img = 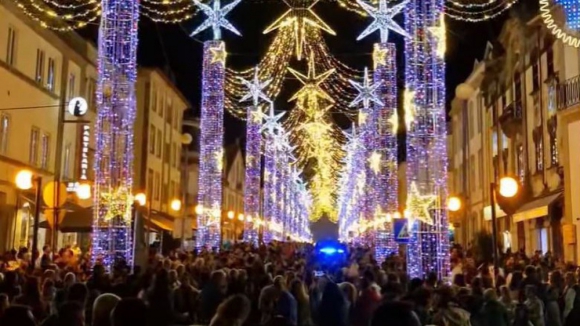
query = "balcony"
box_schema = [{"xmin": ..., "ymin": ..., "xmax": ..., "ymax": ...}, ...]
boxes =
[
  {"xmin": 499, "ymin": 101, "xmax": 523, "ymax": 138},
  {"xmin": 557, "ymin": 75, "xmax": 580, "ymax": 111}
]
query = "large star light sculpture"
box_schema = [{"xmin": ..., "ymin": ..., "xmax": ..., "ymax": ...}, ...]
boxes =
[
  {"xmin": 356, "ymin": 0, "xmax": 410, "ymax": 43},
  {"xmin": 406, "ymin": 182, "xmax": 437, "ymax": 225},
  {"xmin": 264, "ymin": 0, "xmax": 336, "ymax": 60},
  {"xmin": 190, "ymin": 0, "xmax": 242, "ymax": 40},
  {"xmin": 349, "ymin": 67, "xmax": 383, "ymax": 109},
  {"xmin": 261, "ymin": 103, "xmax": 285, "ymax": 136},
  {"xmin": 288, "ymin": 52, "xmax": 335, "ymax": 104},
  {"xmin": 239, "ymin": 67, "xmax": 272, "ymax": 106}
]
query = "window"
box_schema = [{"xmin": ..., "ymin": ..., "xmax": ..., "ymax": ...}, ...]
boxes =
[
  {"xmin": 151, "ymin": 87, "xmax": 157, "ymax": 113},
  {"xmin": 156, "ymin": 130, "xmax": 162, "ymax": 158},
  {"xmin": 546, "ymin": 47, "xmax": 554, "ymax": 76},
  {"xmin": 170, "ymin": 181, "xmax": 176, "ymax": 202},
  {"xmin": 536, "ymin": 133, "xmax": 544, "ymax": 172},
  {"xmin": 159, "ymin": 95, "xmax": 165, "ymax": 119},
  {"xmin": 87, "ymin": 78, "xmax": 97, "ymax": 111},
  {"xmin": 477, "ymin": 148, "xmax": 483, "ymax": 189},
  {"xmin": 35, "ymin": 49, "xmax": 45, "ymax": 85},
  {"xmin": 6, "ymin": 26, "xmax": 17, "ymax": 66},
  {"xmin": 63, "ymin": 143, "xmax": 71, "ymax": 179},
  {"xmin": 532, "ymin": 63, "xmax": 540, "ymax": 91},
  {"xmin": 166, "ymin": 101, "xmax": 173, "ymax": 125},
  {"xmin": 514, "ymin": 71, "xmax": 522, "ymax": 103},
  {"xmin": 549, "ymin": 116, "xmax": 558, "ymax": 166},
  {"xmin": 147, "ymin": 169, "xmax": 154, "ymax": 197},
  {"xmin": 0, "ymin": 114, "xmax": 9, "ymax": 154},
  {"xmin": 492, "ymin": 130, "xmax": 498, "ymax": 157},
  {"xmin": 40, "ymin": 133, "xmax": 50, "ymax": 169},
  {"xmin": 517, "ymin": 144, "xmax": 525, "ymax": 183},
  {"xmin": 175, "ymin": 144, "xmax": 181, "ymax": 168},
  {"xmin": 47, "ymin": 58, "xmax": 55, "ymax": 91},
  {"xmin": 161, "ymin": 183, "xmax": 168, "ymax": 204},
  {"xmin": 149, "ymin": 125, "xmax": 156, "ymax": 154},
  {"xmin": 469, "ymin": 155, "xmax": 475, "ymax": 191},
  {"xmin": 29, "ymin": 128, "xmax": 40, "ymax": 166},
  {"xmin": 68, "ymin": 74, "xmax": 76, "ymax": 99},
  {"xmin": 477, "ymin": 97, "xmax": 482, "ymax": 134},
  {"xmin": 154, "ymin": 172, "xmax": 160, "ymax": 200},
  {"xmin": 164, "ymin": 141, "xmax": 170, "ymax": 164}
]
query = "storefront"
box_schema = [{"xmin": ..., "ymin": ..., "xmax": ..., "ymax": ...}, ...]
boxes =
[{"xmin": 511, "ymin": 193, "xmax": 563, "ymax": 256}]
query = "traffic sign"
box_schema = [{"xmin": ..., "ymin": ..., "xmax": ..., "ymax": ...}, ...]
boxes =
[
  {"xmin": 43, "ymin": 181, "xmax": 68, "ymax": 208},
  {"xmin": 393, "ymin": 219, "xmax": 410, "ymax": 243}
]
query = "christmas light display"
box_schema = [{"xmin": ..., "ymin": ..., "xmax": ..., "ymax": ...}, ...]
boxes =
[
  {"xmin": 355, "ymin": 0, "xmax": 410, "ymax": 42},
  {"xmin": 261, "ymin": 104, "xmax": 284, "ymax": 243},
  {"xmin": 191, "ymin": 0, "xmax": 241, "ymax": 251},
  {"xmin": 405, "ymin": 0, "xmax": 450, "ymax": 279},
  {"xmin": 263, "ymin": 0, "xmax": 336, "ymax": 60},
  {"xmin": 91, "ymin": 0, "xmax": 139, "ymax": 269},
  {"xmin": 239, "ymin": 67, "xmax": 270, "ymax": 246},
  {"xmin": 190, "ymin": 0, "xmax": 242, "ymax": 39},
  {"xmin": 373, "ymin": 42, "xmax": 399, "ymax": 262},
  {"xmin": 540, "ymin": 0, "xmax": 580, "ymax": 48}
]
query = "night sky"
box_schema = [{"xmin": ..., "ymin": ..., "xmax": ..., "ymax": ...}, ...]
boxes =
[{"xmin": 133, "ymin": 0, "xmax": 536, "ymax": 150}]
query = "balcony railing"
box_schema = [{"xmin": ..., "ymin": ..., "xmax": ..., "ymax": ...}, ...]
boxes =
[
  {"xmin": 557, "ymin": 75, "xmax": 580, "ymax": 111},
  {"xmin": 499, "ymin": 101, "xmax": 523, "ymax": 138}
]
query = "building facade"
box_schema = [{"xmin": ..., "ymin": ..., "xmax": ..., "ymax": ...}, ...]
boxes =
[
  {"xmin": 221, "ymin": 140, "xmax": 245, "ymax": 243},
  {"xmin": 0, "ymin": 0, "xmax": 99, "ymax": 252},
  {"xmin": 0, "ymin": 0, "xmax": 192, "ymax": 252},
  {"xmin": 450, "ymin": 11, "xmax": 580, "ymax": 261}
]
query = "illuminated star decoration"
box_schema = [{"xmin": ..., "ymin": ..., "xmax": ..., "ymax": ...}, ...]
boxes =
[
  {"xmin": 403, "ymin": 89, "xmax": 416, "ymax": 129},
  {"xmin": 100, "ymin": 186, "xmax": 132, "ymax": 221},
  {"xmin": 288, "ymin": 52, "xmax": 335, "ymax": 104},
  {"xmin": 428, "ymin": 13, "xmax": 447, "ymax": 59},
  {"xmin": 356, "ymin": 0, "xmax": 411, "ymax": 43},
  {"xmin": 190, "ymin": 0, "xmax": 242, "ymax": 40},
  {"xmin": 216, "ymin": 148, "xmax": 224, "ymax": 171},
  {"xmin": 358, "ymin": 111, "xmax": 368, "ymax": 125},
  {"xmin": 209, "ymin": 43, "xmax": 227, "ymax": 65},
  {"xmin": 349, "ymin": 67, "xmax": 383, "ymax": 109},
  {"xmin": 261, "ymin": 103, "xmax": 285, "ymax": 135},
  {"xmin": 387, "ymin": 110, "xmax": 398, "ymax": 133},
  {"xmin": 373, "ymin": 44, "xmax": 388, "ymax": 69},
  {"xmin": 369, "ymin": 151, "xmax": 382, "ymax": 174},
  {"xmin": 406, "ymin": 182, "xmax": 437, "ymax": 225},
  {"xmin": 239, "ymin": 67, "xmax": 272, "ymax": 106},
  {"xmin": 264, "ymin": 0, "xmax": 336, "ymax": 60}
]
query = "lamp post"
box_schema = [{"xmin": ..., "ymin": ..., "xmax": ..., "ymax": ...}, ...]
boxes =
[
  {"xmin": 490, "ymin": 176, "xmax": 519, "ymax": 275},
  {"xmin": 131, "ymin": 192, "xmax": 146, "ymax": 271},
  {"xmin": 179, "ymin": 133, "xmax": 193, "ymax": 249},
  {"xmin": 15, "ymin": 170, "xmax": 42, "ymax": 271}
]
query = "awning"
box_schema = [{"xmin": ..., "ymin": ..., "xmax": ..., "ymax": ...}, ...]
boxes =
[
  {"xmin": 483, "ymin": 205, "xmax": 507, "ymax": 221},
  {"xmin": 143, "ymin": 218, "xmax": 172, "ymax": 232},
  {"xmin": 513, "ymin": 192, "xmax": 562, "ymax": 223},
  {"xmin": 38, "ymin": 206, "xmax": 93, "ymax": 233}
]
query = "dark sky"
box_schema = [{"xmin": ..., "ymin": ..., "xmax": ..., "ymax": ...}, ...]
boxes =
[{"xmin": 134, "ymin": 0, "xmax": 533, "ymax": 147}]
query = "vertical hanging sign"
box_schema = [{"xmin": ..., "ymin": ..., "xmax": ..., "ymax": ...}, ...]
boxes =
[{"xmin": 80, "ymin": 125, "xmax": 90, "ymax": 180}]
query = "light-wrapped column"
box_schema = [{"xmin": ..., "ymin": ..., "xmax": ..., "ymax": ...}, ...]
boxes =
[
  {"xmin": 405, "ymin": 0, "xmax": 450, "ymax": 279},
  {"xmin": 196, "ymin": 40, "xmax": 226, "ymax": 251},
  {"xmin": 262, "ymin": 136, "xmax": 276, "ymax": 243},
  {"xmin": 374, "ymin": 42, "xmax": 399, "ymax": 262},
  {"xmin": 243, "ymin": 106, "xmax": 261, "ymax": 246},
  {"xmin": 91, "ymin": 0, "xmax": 139, "ymax": 270}
]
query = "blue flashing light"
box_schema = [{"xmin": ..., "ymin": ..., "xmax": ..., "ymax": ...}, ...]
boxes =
[{"xmin": 320, "ymin": 247, "xmax": 337, "ymax": 254}]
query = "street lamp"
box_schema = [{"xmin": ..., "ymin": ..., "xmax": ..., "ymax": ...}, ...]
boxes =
[
  {"xmin": 134, "ymin": 193, "xmax": 146, "ymax": 207},
  {"xmin": 195, "ymin": 204, "xmax": 203, "ymax": 215},
  {"xmin": 227, "ymin": 211, "xmax": 234, "ymax": 219},
  {"xmin": 15, "ymin": 170, "xmax": 42, "ymax": 271},
  {"xmin": 447, "ymin": 196, "xmax": 462, "ymax": 212},
  {"xmin": 490, "ymin": 176, "xmax": 519, "ymax": 275},
  {"xmin": 171, "ymin": 199, "xmax": 182, "ymax": 212},
  {"xmin": 75, "ymin": 183, "xmax": 91, "ymax": 200}
]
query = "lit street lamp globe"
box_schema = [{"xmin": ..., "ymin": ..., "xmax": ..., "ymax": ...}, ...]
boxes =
[
  {"xmin": 171, "ymin": 199, "xmax": 182, "ymax": 211},
  {"xmin": 195, "ymin": 204, "xmax": 203, "ymax": 215},
  {"xmin": 447, "ymin": 196, "xmax": 462, "ymax": 212},
  {"xmin": 499, "ymin": 177, "xmax": 518, "ymax": 198},
  {"xmin": 76, "ymin": 183, "xmax": 91, "ymax": 200},
  {"xmin": 134, "ymin": 193, "xmax": 146, "ymax": 206},
  {"xmin": 227, "ymin": 211, "xmax": 234, "ymax": 219},
  {"xmin": 15, "ymin": 170, "xmax": 34, "ymax": 190}
]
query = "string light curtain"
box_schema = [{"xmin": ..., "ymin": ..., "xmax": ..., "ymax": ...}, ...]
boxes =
[
  {"xmin": 91, "ymin": 0, "xmax": 139, "ymax": 270},
  {"xmin": 404, "ymin": 0, "xmax": 450, "ymax": 279}
]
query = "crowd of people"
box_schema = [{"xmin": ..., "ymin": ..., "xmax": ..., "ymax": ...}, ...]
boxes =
[{"xmin": 0, "ymin": 241, "xmax": 579, "ymax": 326}]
